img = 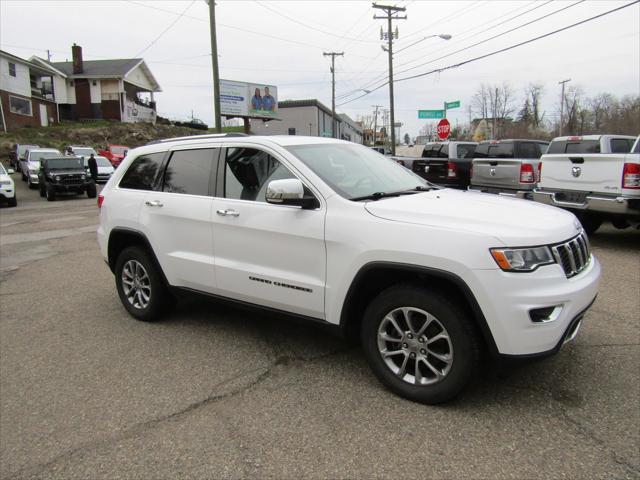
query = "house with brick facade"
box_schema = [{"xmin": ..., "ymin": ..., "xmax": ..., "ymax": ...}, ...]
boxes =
[
  {"xmin": 30, "ymin": 44, "xmax": 161, "ymax": 125},
  {"xmin": 0, "ymin": 49, "xmax": 59, "ymax": 132}
]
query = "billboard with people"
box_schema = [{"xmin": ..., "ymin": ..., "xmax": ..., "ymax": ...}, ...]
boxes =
[{"xmin": 220, "ymin": 79, "xmax": 278, "ymax": 119}]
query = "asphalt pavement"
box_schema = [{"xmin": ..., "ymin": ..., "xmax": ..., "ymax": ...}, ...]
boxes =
[{"xmin": 1, "ymin": 170, "xmax": 638, "ymax": 479}]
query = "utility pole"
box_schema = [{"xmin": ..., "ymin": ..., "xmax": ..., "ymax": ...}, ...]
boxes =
[
  {"xmin": 46, "ymin": 50, "xmax": 52, "ymax": 62},
  {"xmin": 207, "ymin": 0, "xmax": 222, "ymax": 133},
  {"xmin": 372, "ymin": 104, "xmax": 382, "ymax": 146},
  {"xmin": 558, "ymin": 78, "xmax": 571, "ymax": 137},
  {"xmin": 323, "ymin": 52, "xmax": 344, "ymax": 138},
  {"xmin": 373, "ymin": 2, "xmax": 406, "ymax": 156}
]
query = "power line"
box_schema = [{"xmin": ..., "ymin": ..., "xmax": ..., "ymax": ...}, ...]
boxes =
[
  {"xmin": 254, "ymin": 1, "xmax": 377, "ymax": 43},
  {"xmin": 338, "ymin": 0, "xmax": 556, "ymax": 97},
  {"xmin": 133, "ymin": 0, "xmax": 196, "ymax": 57},
  {"xmin": 393, "ymin": 0, "xmax": 583, "ymax": 77},
  {"xmin": 337, "ymin": 0, "xmax": 639, "ymax": 106}
]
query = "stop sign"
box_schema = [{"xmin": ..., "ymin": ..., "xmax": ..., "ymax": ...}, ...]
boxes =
[{"xmin": 437, "ymin": 118, "xmax": 451, "ymax": 140}]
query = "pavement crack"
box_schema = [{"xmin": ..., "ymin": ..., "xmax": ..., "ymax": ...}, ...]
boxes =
[{"xmin": 6, "ymin": 347, "xmax": 350, "ymax": 479}]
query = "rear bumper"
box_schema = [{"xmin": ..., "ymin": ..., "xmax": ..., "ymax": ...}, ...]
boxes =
[
  {"xmin": 469, "ymin": 185, "xmax": 534, "ymax": 199},
  {"xmin": 533, "ymin": 189, "xmax": 640, "ymax": 218}
]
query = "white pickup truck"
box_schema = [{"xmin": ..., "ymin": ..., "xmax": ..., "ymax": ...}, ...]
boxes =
[{"xmin": 533, "ymin": 135, "xmax": 639, "ymax": 234}]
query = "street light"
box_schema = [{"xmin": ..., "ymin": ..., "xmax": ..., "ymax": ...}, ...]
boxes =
[{"xmin": 394, "ymin": 34, "xmax": 452, "ymax": 54}]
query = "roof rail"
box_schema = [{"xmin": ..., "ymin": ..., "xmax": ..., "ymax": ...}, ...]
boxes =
[{"xmin": 146, "ymin": 132, "xmax": 249, "ymax": 145}]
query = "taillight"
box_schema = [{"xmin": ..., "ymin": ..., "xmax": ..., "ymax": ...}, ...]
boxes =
[
  {"xmin": 622, "ymin": 163, "xmax": 640, "ymax": 189},
  {"xmin": 447, "ymin": 161, "xmax": 457, "ymax": 178},
  {"xmin": 520, "ymin": 163, "xmax": 535, "ymax": 183},
  {"xmin": 537, "ymin": 162, "xmax": 542, "ymax": 182},
  {"xmin": 98, "ymin": 194, "xmax": 104, "ymax": 208}
]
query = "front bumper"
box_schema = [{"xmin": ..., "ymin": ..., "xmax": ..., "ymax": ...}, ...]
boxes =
[
  {"xmin": 469, "ymin": 255, "xmax": 600, "ymax": 356},
  {"xmin": 0, "ymin": 188, "xmax": 15, "ymax": 200},
  {"xmin": 469, "ymin": 185, "xmax": 534, "ymax": 200},
  {"xmin": 533, "ymin": 189, "xmax": 640, "ymax": 218},
  {"xmin": 28, "ymin": 173, "xmax": 39, "ymax": 184}
]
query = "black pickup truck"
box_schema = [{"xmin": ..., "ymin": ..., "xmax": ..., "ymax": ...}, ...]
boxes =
[{"xmin": 38, "ymin": 157, "xmax": 97, "ymax": 201}]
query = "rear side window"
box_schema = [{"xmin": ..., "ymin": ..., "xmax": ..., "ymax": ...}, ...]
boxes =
[
  {"xmin": 456, "ymin": 144, "xmax": 476, "ymax": 159},
  {"xmin": 611, "ymin": 138, "xmax": 633, "ymax": 153},
  {"xmin": 422, "ymin": 145, "xmax": 441, "ymax": 158},
  {"xmin": 119, "ymin": 152, "xmax": 165, "ymax": 190},
  {"xmin": 437, "ymin": 144, "xmax": 449, "ymax": 158},
  {"xmin": 224, "ymin": 147, "xmax": 296, "ymax": 202},
  {"xmin": 162, "ymin": 149, "xmax": 215, "ymax": 196},
  {"xmin": 517, "ymin": 142, "xmax": 543, "ymax": 159},
  {"xmin": 633, "ymin": 140, "xmax": 640, "ymax": 154}
]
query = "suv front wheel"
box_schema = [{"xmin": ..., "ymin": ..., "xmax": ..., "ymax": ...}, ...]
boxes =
[
  {"xmin": 361, "ymin": 285, "xmax": 480, "ymax": 404},
  {"xmin": 115, "ymin": 246, "xmax": 170, "ymax": 322}
]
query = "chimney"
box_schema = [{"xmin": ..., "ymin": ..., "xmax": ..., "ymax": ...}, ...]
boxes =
[{"xmin": 72, "ymin": 43, "xmax": 83, "ymax": 74}]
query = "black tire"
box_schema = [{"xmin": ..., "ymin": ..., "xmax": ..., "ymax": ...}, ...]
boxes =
[
  {"xmin": 45, "ymin": 183, "xmax": 56, "ymax": 201},
  {"xmin": 7, "ymin": 195, "xmax": 17, "ymax": 207},
  {"xmin": 361, "ymin": 284, "xmax": 481, "ymax": 404},
  {"xmin": 115, "ymin": 246, "xmax": 170, "ymax": 322},
  {"xmin": 577, "ymin": 213, "xmax": 602, "ymax": 236},
  {"xmin": 86, "ymin": 182, "xmax": 97, "ymax": 198},
  {"xmin": 39, "ymin": 183, "xmax": 45, "ymax": 197}
]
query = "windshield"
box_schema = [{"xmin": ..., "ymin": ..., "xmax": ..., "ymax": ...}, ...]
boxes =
[
  {"xmin": 0, "ymin": 164, "xmax": 6, "ymax": 174},
  {"xmin": 85, "ymin": 156, "xmax": 113, "ymax": 167},
  {"xmin": 47, "ymin": 158, "xmax": 83, "ymax": 169},
  {"xmin": 30, "ymin": 151, "xmax": 60, "ymax": 161},
  {"xmin": 73, "ymin": 148, "xmax": 97, "ymax": 157},
  {"xmin": 18, "ymin": 145, "xmax": 39, "ymax": 156},
  {"xmin": 110, "ymin": 146, "xmax": 127, "ymax": 155},
  {"xmin": 286, "ymin": 143, "xmax": 429, "ymax": 200}
]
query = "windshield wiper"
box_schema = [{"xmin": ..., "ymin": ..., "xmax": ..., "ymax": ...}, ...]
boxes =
[{"xmin": 351, "ymin": 185, "xmax": 437, "ymax": 201}]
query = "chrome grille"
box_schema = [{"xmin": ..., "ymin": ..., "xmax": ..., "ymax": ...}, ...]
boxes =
[{"xmin": 551, "ymin": 232, "xmax": 590, "ymax": 278}]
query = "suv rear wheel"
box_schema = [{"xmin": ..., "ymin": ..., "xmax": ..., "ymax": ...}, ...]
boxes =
[
  {"xmin": 115, "ymin": 246, "xmax": 170, "ymax": 322},
  {"xmin": 361, "ymin": 284, "xmax": 480, "ymax": 404}
]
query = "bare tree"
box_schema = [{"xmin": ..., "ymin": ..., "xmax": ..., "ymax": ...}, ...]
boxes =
[
  {"xmin": 487, "ymin": 83, "xmax": 515, "ymax": 138},
  {"xmin": 563, "ymin": 86, "xmax": 583, "ymax": 135},
  {"xmin": 471, "ymin": 83, "xmax": 490, "ymax": 120}
]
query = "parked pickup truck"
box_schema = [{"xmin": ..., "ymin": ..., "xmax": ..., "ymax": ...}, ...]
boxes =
[
  {"xmin": 469, "ymin": 139, "xmax": 548, "ymax": 199},
  {"xmin": 9, "ymin": 143, "xmax": 39, "ymax": 172},
  {"xmin": 98, "ymin": 145, "xmax": 129, "ymax": 168},
  {"xmin": 532, "ymin": 135, "xmax": 639, "ymax": 234},
  {"xmin": 410, "ymin": 141, "xmax": 477, "ymax": 189}
]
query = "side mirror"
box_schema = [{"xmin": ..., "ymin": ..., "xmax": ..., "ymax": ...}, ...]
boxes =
[
  {"xmin": 266, "ymin": 178, "xmax": 318, "ymax": 209},
  {"xmin": 7, "ymin": 168, "xmax": 14, "ymax": 174}
]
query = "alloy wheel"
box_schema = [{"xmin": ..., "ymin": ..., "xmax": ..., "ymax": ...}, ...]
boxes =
[
  {"xmin": 377, "ymin": 307, "xmax": 454, "ymax": 385},
  {"xmin": 121, "ymin": 260, "xmax": 152, "ymax": 309}
]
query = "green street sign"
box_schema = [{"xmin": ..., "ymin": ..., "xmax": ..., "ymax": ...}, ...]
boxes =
[
  {"xmin": 445, "ymin": 100, "xmax": 461, "ymax": 109},
  {"xmin": 418, "ymin": 110, "xmax": 445, "ymax": 119}
]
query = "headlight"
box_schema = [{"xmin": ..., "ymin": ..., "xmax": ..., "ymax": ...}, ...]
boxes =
[
  {"xmin": 81, "ymin": 174, "xmax": 86, "ymax": 180},
  {"xmin": 0, "ymin": 180, "xmax": 11, "ymax": 186},
  {"xmin": 55, "ymin": 176, "xmax": 61, "ymax": 182},
  {"xmin": 490, "ymin": 246, "xmax": 555, "ymax": 272}
]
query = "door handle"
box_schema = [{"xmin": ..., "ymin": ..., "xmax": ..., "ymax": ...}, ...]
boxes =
[
  {"xmin": 216, "ymin": 209, "xmax": 240, "ymax": 217},
  {"xmin": 145, "ymin": 200, "xmax": 163, "ymax": 207}
]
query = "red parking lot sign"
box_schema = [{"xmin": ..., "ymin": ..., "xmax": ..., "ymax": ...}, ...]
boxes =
[{"xmin": 437, "ymin": 118, "xmax": 451, "ymax": 140}]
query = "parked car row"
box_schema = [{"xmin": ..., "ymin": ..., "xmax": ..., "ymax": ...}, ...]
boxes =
[{"xmin": 391, "ymin": 134, "xmax": 639, "ymax": 234}]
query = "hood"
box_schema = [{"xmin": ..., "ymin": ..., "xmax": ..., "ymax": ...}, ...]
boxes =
[
  {"xmin": 0, "ymin": 173, "xmax": 12, "ymax": 183},
  {"xmin": 364, "ymin": 189, "xmax": 580, "ymax": 246},
  {"xmin": 97, "ymin": 166, "xmax": 114, "ymax": 174}
]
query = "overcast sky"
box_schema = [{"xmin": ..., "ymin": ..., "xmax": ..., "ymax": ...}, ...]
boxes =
[{"xmin": 1, "ymin": 0, "xmax": 638, "ymax": 137}]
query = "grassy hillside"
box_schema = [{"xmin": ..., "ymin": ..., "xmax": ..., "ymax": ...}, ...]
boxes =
[{"xmin": 0, "ymin": 121, "xmax": 245, "ymax": 158}]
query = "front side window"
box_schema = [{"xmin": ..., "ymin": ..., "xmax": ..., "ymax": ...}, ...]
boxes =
[
  {"xmin": 224, "ymin": 147, "xmax": 296, "ymax": 202},
  {"xmin": 9, "ymin": 96, "xmax": 32, "ymax": 116},
  {"xmin": 119, "ymin": 152, "xmax": 165, "ymax": 190},
  {"xmin": 457, "ymin": 144, "xmax": 476, "ymax": 159},
  {"xmin": 611, "ymin": 138, "xmax": 633, "ymax": 154},
  {"xmin": 286, "ymin": 143, "xmax": 427, "ymax": 200},
  {"xmin": 162, "ymin": 149, "xmax": 215, "ymax": 196},
  {"xmin": 517, "ymin": 142, "xmax": 542, "ymax": 159}
]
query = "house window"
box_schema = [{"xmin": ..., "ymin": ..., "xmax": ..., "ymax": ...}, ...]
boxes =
[
  {"xmin": 69, "ymin": 80, "xmax": 74, "ymax": 86},
  {"xmin": 9, "ymin": 96, "xmax": 32, "ymax": 116},
  {"xmin": 288, "ymin": 128, "xmax": 296, "ymax": 135},
  {"xmin": 92, "ymin": 80, "xmax": 97, "ymax": 86},
  {"xmin": 8, "ymin": 62, "xmax": 16, "ymax": 77}
]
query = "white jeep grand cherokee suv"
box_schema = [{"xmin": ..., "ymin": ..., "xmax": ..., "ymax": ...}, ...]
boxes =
[{"xmin": 98, "ymin": 134, "xmax": 600, "ymax": 404}]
